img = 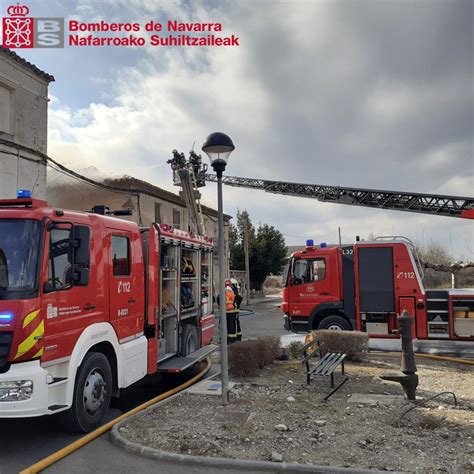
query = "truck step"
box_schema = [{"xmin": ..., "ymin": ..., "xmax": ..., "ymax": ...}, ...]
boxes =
[
  {"xmin": 48, "ymin": 404, "xmax": 67, "ymax": 411},
  {"xmin": 158, "ymin": 345, "xmax": 217, "ymax": 373}
]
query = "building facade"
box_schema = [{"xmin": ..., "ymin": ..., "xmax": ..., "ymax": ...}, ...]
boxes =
[{"xmin": 0, "ymin": 48, "xmax": 54, "ymax": 199}]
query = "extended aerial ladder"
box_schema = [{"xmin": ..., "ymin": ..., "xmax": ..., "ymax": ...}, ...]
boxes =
[
  {"xmin": 170, "ymin": 151, "xmax": 473, "ymax": 233},
  {"xmin": 203, "ymin": 174, "xmax": 474, "ymax": 219},
  {"xmin": 168, "ymin": 150, "xmax": 207, "ymax": 235}
]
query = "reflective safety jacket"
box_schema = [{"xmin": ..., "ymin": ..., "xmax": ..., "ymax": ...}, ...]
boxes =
[{"xmin": 225, "ymin": 287, "xmax": 238, "ymax": 312}]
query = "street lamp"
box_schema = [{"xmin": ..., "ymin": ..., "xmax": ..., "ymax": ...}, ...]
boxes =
[{"xmin": 202, "ymin": 131, "xmax": 235, "ymax": 405}]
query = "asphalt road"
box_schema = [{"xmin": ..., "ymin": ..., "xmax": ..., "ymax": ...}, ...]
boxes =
[
  {"xmin": 0, "ymin": 367, "xmax": 202, "ymax": 474},
  {"xmin": 239, "ymin": 296, "xmax": 286, "ymax": 339}
]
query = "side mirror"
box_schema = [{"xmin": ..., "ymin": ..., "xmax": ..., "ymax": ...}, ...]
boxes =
[
  {"xmin": 43, "ymin": 281, "xmax": 55, "ymax": 293},
  {"xmin": 73, "ymin": 226, "xmax": 90, "ymax": 266},
  {"xmin": 72, "ymin": 267, "xmax": 89, "ymax": 286}
]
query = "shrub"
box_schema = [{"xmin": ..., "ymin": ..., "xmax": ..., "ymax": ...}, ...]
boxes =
[
  {"xmin": 228, "ymin": 341, "xmax": 260, "ymax": 377},
  {"xmin": 288, "ymin": 341, "xmax": 304, "ymax": 359},
  {"xmin": 309, "ymin": 330, "xmax": 368, "ymax": 361},
  {"xmin": 228, "ymin": 337, "xmax": 282, "ymax": 377}
]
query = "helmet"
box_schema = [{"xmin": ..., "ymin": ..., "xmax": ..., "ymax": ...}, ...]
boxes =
[{"xmin": 224, "ymin": 279, "xmax": 232, "ymax": 286}]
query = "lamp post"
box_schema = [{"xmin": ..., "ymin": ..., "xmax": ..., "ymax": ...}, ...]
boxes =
[{"xmin": 202, "ymin": 132, "xmax": 235, "ymax": 405}]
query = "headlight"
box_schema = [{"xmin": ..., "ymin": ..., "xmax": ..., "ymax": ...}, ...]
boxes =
[{"xmin": 0, "ymin": 380, "xmax": 33, "ymax": 401}]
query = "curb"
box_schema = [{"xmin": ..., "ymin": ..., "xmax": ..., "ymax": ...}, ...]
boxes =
[{"xmin": 109, "ymin": 391, "xmax": 388, "ymax": 473}]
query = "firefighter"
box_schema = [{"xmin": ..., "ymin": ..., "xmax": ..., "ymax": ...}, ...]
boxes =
[
  {"xmin": 225, "ymin": 279, "xmax": 240, "ymax": 344},
  {"xmin": 230, "ymin": 279, "xmax": 243, "ymax": 341}
]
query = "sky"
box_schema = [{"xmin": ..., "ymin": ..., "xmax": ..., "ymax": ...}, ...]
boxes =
[{"xmin": 2, "ymin": 0, "xmax": 473, "ymax": 259}]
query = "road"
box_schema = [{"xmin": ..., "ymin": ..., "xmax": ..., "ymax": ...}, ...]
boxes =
[
  {"xmin": 0, "ymin": 368, "xmax": 203, "ymax": 474},
  {"xmin": 239, "ymin": 295, "xmax": 286, "ymax": 339}
]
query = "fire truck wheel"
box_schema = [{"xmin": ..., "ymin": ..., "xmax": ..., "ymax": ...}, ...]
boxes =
[
  {"xmin": 318, "ymin": 315, "xmax": 351, "ymax": 331},
  {"xmin": 180, "ymin": 324, "xmax": 199, "ymax": 356},
  {"xmin": 62, "ymin": 352, "xmax": 112, "ymax": 433}
]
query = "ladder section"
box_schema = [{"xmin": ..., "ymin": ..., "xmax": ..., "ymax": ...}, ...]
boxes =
[
  {"xmin": 203, "ymin": 174, "xmax": 474, "ymax": 219},
  {"xmin": 169, "ymin": 150, "xmax": 207, "ymax": 235}
]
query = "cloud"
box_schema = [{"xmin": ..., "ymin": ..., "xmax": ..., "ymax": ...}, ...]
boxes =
[{"xmin": 37, "ymin": 0, "xmax": 474, "ymax": 257}]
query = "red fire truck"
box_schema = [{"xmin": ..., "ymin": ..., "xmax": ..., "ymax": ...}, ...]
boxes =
[
  {"xmin": 0, "ymin": 195, "xmax": 216, "ymax": 431},
  {"xmin": 199, "ymin": 171, "xmax": 474, "ymax": 342},
  {"xmin": 282, "ymin": 237, "xmax": 474, "ymax": 341}
]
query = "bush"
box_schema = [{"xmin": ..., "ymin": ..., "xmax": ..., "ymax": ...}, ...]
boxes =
[
  {"xmin": 228, "ymin": 341, "xmax": 260, "ymax": 377},
  {"xmin": 288, "ymin": 341, "xmax": 304, "ymax": 359},
  {"xmin": 228, "ymin": 337, "xmax": 282, "ymax": 377},
  {"xmin": 309, "ymin": 330, "xmax": 369, "ymax": 361}
]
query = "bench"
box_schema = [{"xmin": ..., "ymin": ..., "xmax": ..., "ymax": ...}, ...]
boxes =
[{"xmin": 300, "ymin": 339, "xmax": 349, "ymax": 400}]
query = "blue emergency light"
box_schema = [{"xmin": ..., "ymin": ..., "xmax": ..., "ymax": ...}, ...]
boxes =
[
  {"xmin": 17, "ymin": 190, "xmax": 32, "ymax": 199},
  {"xmin": 320, "ymin": 242, "xmax": 327, "ymax": 248},
  {"xmin": 306, "ymin": 239, "xmax": 314, "ymax": 247},
  {"xmin": 0, "ymin": 313, "xmax": 13, "ymax": 322}
]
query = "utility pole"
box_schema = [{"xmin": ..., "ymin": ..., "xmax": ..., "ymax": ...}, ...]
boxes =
[
  {"xmin": 243, "ymin": 211, "xmax": 251, "ymax": 305},
  {"xmin": 338, "ymin": 226, "xmax": 342, "ymax": 247}
]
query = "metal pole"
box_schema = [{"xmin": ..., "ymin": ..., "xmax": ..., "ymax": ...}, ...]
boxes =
[
  {"xmin": 243, "ymin": 212, "xmax": 251, "ymax": 306},
  {"xmin": 338, "ymin": 226, "xmax": 342, "ymax": 246},
  {"xmin": 217, "ymin": 171, "xmax": 229, "ymax": 405}
]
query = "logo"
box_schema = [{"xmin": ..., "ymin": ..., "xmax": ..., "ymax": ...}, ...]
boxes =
[
  {"xmin": 2, "ymin": 3, "xmax": 64, "ymax": 48},
  {"xmin": 46, "ymin": 304, "xmax": 58, "ymax": 319}
]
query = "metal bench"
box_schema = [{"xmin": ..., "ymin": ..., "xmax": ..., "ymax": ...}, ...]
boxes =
[{"xmin": 300, "ymin": 340, "xmax": 349, "ymax": 400}]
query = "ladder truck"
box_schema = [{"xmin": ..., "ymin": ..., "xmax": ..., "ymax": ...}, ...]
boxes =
[
  {"xmin": 0, "ymin": 193, "xmax": 216, "ymax": 431},
  {"xmin": 203, "ymin": 173, "xmax": 474, "ymax": 341}
]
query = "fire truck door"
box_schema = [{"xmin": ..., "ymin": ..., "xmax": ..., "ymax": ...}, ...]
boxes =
[
  {"xmin": 288, "ymin": 256, "xmax": 332, "ymax": 317},
  {"xmin": 109, "ymin": 232, "xmax": 144, "ymax": 340}
]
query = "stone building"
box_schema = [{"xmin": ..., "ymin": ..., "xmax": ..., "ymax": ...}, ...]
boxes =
[{"xmin": 0, "ymin": 48, "xmax": 54, "ymax": 199}]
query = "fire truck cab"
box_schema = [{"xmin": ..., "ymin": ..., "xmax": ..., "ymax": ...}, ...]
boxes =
[
  {"xmin": 0, "ymin": 195, "xmax": 215, "ymax": 431},
  {"xmin": 282, "ymin": 238, "xmax": 474, "ymax": 341}
]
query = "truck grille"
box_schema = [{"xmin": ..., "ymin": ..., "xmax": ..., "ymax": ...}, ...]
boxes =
[{"xmin": 0, "ymin": 332, "xmax": 13, "ymax": 373}]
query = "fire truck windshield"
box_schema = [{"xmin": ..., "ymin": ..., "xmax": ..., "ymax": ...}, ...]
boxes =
[{"xmin": 0, "ymin": 219, "xmax": 41, "ymax": 299}]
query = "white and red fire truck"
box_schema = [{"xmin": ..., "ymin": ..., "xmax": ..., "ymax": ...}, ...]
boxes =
[
  {"xmin": 282, "ymin": 237, "xmax": 474, "ymax": 341},
  {"xmin": 0, "ymin": 194, "xmax": 216, "ymax": 431}
]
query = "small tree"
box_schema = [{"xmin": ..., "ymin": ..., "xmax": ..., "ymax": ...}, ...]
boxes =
[{"xmin": 251, "ymin": 223, "xmax": 287, "ymax": 290}]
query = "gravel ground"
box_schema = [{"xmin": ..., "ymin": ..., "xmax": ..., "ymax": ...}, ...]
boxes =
[{"xmin": 120, "ymin": 355, "xmax": 474, "ymax": 472}]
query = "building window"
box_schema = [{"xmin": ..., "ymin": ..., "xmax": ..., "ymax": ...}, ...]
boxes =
[
  {"xmin": 112, "ymin": 236, "xmax": 130, "ymax": 276},
  {"xmin": 154, "ymin": 202, "xmax": 162, "ymax": 223},
  {"xmin": 0, "ymin": 84, "xmax": 12, "ymax": 134},
  {"xmin": 173, "ymin": 209, "xmax": 181, "ymax": 229}
]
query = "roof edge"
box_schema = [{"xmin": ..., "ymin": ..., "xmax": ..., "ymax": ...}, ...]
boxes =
[{"xmin": 0, "ymin": 47, "xmax": 55, "ymax": 83}]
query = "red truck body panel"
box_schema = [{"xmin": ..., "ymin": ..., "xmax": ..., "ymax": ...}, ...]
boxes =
[
  {"xmin": 283, "ymin": 239, "xmax": 474, "ymax": 341},
  {"xmin": 0, "ymin": 198, "xmax": 215, "ymax": 376}
]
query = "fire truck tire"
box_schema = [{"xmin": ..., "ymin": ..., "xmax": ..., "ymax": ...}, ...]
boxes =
[
  {"xmin": 61, "ymin": 352, "xmax": 112, "ymax": 433},
  {"xmin": 180, "ymin": 324, "xmax": 199, "ymax": 356},
  {"xmin": 317, "ymin": 315, "xmax": 351, "ymax": 331}
]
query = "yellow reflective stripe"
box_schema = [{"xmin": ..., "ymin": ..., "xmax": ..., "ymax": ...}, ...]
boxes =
[
  {"xmin": 14, "ymin": 320, "xmax": 44, "ymax": 359},
  {"xmin": 32, "ymin": 347, "xmax": 44, "ymax": 359},
  {"xmin": 23, "ymin": 309, "xmax": 41, "ymax": 329}
]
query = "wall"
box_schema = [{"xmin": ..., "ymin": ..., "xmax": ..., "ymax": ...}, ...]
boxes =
[{"xmin": 0, "ymin": 53, "xmax": 50, "ymax": 199}]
